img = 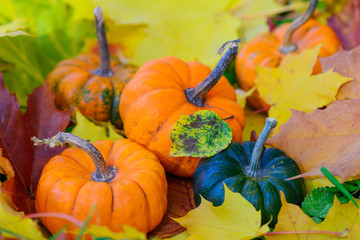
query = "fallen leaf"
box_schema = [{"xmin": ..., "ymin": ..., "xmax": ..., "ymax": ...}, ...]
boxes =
[
  {"xmin": 150, "ymin": 174, "xmax": 196, "ymax": 238},
  {"xmin": 83, "ymin": 224, "xmax": 146, "ymax": 240},
  {"xmin": 319, "ymin": 46, "xmax": 360, "ymax": 100},
  {"xmin": 0, "ymin": 188, "xmax": 46, "ymax": 240},
  {"xmin": 241, "ymin": 108, "xmax": 267, "ymax": 142},
  {"xmin": 265, "ymin": 192, "xmax": 360, "ymax": 240},
  {"xmin": 0, "ymin": 0, "xmax": 94, "ymax": 106},
  {"xmin": 0, "ymin": 19, "xmax": 29, "ymax": 37},
  {"xmin": 24, "ymin": 82, "xmax": 72, "ymax": 194},
  {"xmin": 71, "ymin": 110, "xmax": 124, "ymax": 143},
  {"xmin": 236, "ymin": 87, "xmax": 256, "ymax": 108},
  {"xmin": 267, "ymin": 99, "xmax": 360, "ymax": 181},
  {"xmin": 0, "ymin": 74, "xmax": 71, "ymax": 212},
  {"xmin": 174, "ymin": 185, "xmax": 270, "ymax": 240},
  {"xmin": 96, "ymin": 0, "xmax": 241, "ymax": 67},
  {"xmin": 320, "ymin": 46, "xmax": 360, "ymax": 80},
  {"xmin": 256, "ymin": 46, "xmax": 351, "ymax": 132},
  {"xmin": 170, "ymin": 110, "xmax": 232, "ymax": 158},
  {"xmin": 0, "ymin": 150, "xmax": 14, "ymax": 180},
  {"xmin": 231, "ymin": 0, "xmax": 283, "ymax": 41},
  {"xmin": 328, "ymin": 0, "xmax": 360, "ymax": 50}
]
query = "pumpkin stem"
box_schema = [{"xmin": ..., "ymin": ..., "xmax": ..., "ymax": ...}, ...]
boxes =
[
  {"xmin": 92, "ymin": 6, "xmax": 114, "ymax": 78},
  {"xmin": 247, "ymin": 118, "xmax": 277, "ymax": 178},
  {"xmin": 279, "ymin": 0, "xmax": 318, "ymax": 54},
  {"xmin": 184, "ymin": 39, "xmax": 240, "ymax": 107},
  {"xmin": 31, "ymin": 132, "xmax": 116, "ymax": 182}
]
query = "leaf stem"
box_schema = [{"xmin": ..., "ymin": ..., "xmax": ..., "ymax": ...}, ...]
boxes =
[
  {"xmin": 279, "ymin": 0, "xmax": 318, "ymax": 54},
  {"xmin": 31, "ymin": 132, "xmax": 115, "ymax": 182},
  {"xmin": 184, "ymin": 39, "xmax": 240, "ymax": 107},
  {"xmin": 92, "ymin": 6, "xmax": 114, "ymax": 77},
  {"xmin": 247, "ymin": 118, "xmax": 277, "ymax": 177}
]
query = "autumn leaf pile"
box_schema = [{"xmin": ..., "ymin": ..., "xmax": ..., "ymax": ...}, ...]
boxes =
[{"xmin": 2, "ymin": 0, "xmax": 360, "ymax": 239}]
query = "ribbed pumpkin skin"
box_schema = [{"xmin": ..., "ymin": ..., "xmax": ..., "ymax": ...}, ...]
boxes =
[
  {"xmin": 35, "ymin": 139, "xmax": 167, "ymax": 234},
  {"xmin": 47, "ymin": 55, "xmax": 137, "ymax": 129},
  {"xmin": 235, "ymin": 19, "xmax": 341, "ymax": 110},
  {"xmin": 120, "ymin": 56, "xmax": 245, "ymax": 178},
  {"xmin": 193, "ymin": 141, "xmax": 305, "ymax": 226}
]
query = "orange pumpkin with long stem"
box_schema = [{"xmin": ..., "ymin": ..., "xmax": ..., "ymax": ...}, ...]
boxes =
[
  {"xmin": 33, "ymin": 132, "xmax": 167, "ymax": 235},
  {"xmin": 235, "ymin": 0, "xmax": 341, "ymax": 110},
  {"xmin": 47, "ymin": 7, "xmax": 137, "ymax": 129},
  {"xmin": 120, "ymin": 40, "xmax": 245, "ymax": 178}
]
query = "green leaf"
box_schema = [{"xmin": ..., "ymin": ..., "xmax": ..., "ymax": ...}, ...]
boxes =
[
  {"xmin": 301, "ymin": 187, "xmax": 335, "ymax": 221},
  {"xmin": 71, "ymin": 110, "xmax": 124, "ymax": 143},
  {"xmin": 169, "ymin": 110, "xmax": 232, "ymax": 158},
  {"xmin": 321, "ymin": 166, "xmax": 359, "ymax": 208},
  {"xmin": 0, "ymin": 0, "xmax": 94, "ymax": 106}
]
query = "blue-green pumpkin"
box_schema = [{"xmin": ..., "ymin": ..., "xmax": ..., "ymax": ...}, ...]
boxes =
[{"xmin": 193, "ymin": 118, "xmax": 306, "ymax": 226}]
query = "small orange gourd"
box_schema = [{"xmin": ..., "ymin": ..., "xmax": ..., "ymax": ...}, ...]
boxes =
[
  {"xmin": 47, "ymin": 7, "xmax": 137, "ymax": 129},
  {"xmin": 33, "ymin": 132, "xmax": 167, "ymax": 235},
  {"xmin": 235, "ymin": 0, "xmax": 341, "ymax": 110},
  {"xmin": 120, "ymin": 40, "xmax": 245, "ymax": 178}
]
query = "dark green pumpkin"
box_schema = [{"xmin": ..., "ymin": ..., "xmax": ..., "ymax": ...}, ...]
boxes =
[{"xmin": 193, "ymin": 118, "xmax": 306, "ymax": 226}]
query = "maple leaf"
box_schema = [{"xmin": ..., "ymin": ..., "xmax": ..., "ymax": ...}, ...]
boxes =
[
  {"xmin": 255, "ymin": 46, "xmax": 351, "ymax": 132},
  {"xmin": 150, "ymin": 174, "xmax": 196, "ymax": 238},
  {"xmin": 93, "ymin": 0, "xmax": 241, "ymax": 67},
  {"xmin": 0, "ymin": 189, "xmax": 46, "ymax": 240},
  {"xmin": 328, "ymin": 0, "xmax": 360, "ymax": 50},
  {"xmin": 265, "ymin": 192, "xmax": 359, "ymax": 240},
  {"xmin": 0, "ymin": 0, "xmax": 93, "ymax": 106},
  {"xmin": 173, "ymin": 184, "xmax": 270, "ymax": 240},
  {"xmin": 267, "ymin": 99, "xmax": 360, "ymax": 182},
  {"xmin": 71, "ymin": 110, "xmax": 124, "ymax": 143},
  {"xmin": 0, "ymin": 149, "xmax": 14, "ymax": 181},
  {"xmin": 241, "ymin": 107, "xmax": 266, "ymax": 142},
  {"xmin": 0, "ymin": 73, "xmax": 71, "ymax": 212},
  {"xmin": 320, "ymin": 46, "xmax": 360, "ymax": 100}
]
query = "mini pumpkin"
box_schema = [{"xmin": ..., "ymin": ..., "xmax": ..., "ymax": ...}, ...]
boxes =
[
  {"xmin": 33, "ymin": 132, "xmax": 167, "ymax": 235},
  {"xmin": 193, "ymin": 118, "xmax": 306, "ymax": 226},
  {"xmin": 120, "ymin": 40, "xmax": 245, "ymax": 178},
  {"xmin": 235, "ymin": 0, "xmax": 341, "ymax": 110},
  {"xmin": 47, "ymin": 7, "xmax": 137, "ymax": 129}
]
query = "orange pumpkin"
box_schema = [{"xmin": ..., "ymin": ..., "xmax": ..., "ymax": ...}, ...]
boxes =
[
  {"xmin": 120, "ymin": 40, "xmax": 245, "ymax": 178},
  {"xmin": 235, "ymin": 0, "xmax": 341, "ymax": 110},
  {"xmin": 34, "ymin": 132, "xmax": 167, "ymax": 235},
  {"xmin": 47, "ymin": 7, "xmax": 137, "ymax": 129}
]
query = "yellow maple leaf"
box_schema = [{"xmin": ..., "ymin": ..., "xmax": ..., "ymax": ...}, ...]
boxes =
[
  {"xmin": 94, "ymin": 0, "xmax": 242, "ymax": 67},
  {"xmin": 255, "ymin": 45, "xmax": 351, "ymax": 133},
  {"xmin": 71, "ymin": 110, "xmax": 124, "ymax": 143},
  {"xmin": 265, "ymin": 192, "xmax": 359, "ymax": 240},
  {"xmin": 83, "ymin": 224, "xmax": 146, "ymax": 239},
  {"xmin": 173, "ymin": 185, "xmax": 270, "ymax": 240},
  {"xmin": 0, "ymin": 189, "xmax": 46, "ymax": 240}
]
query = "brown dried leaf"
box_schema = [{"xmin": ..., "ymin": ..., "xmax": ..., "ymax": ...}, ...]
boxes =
[
  {"xmin": 320, "ymin": 46, "xmax": 360, "ymax": 100},
  {"xmin": 267, "ymin": 99, "xmax": 360, "ymax": 182},
  {"xmin": 150, "ymin": 174, "xmax": 196, "ymax": 238}
]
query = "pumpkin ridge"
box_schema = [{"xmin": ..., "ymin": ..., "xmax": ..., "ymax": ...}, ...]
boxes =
[
  {"xmin": 126, "ymin": 178, "xmax": 151, "ymax": 229},
  {"xmin": 123, "ymin": 90, "xmax": 188, "ymax": 147},
  {"xmin": 45, "ymin": 178, "xmax": 89, "ymax": 231},
  {"xmin": 42, "ymin": 165, "xmax": 91, "ymax": 178},
  {"xmin": 160, "ymin": 57, "xmax": 191, "ymax": 87},
  {"xmin": 61, "ymin": 151, "xmax": 95, "ymax": 172}
]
